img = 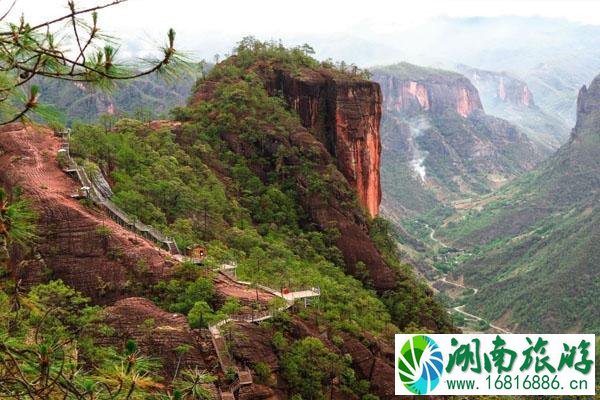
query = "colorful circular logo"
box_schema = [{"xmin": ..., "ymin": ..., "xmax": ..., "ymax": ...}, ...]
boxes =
[{"xmin": 397, "ymin": 335, "xmax": 444, "ymax": 395}]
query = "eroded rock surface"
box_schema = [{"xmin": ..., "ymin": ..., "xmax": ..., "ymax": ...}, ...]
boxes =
[
  {"xmin": 100, "ymin": 297, "xmax": 217, "ymax": 377},
  {"xmin": 0, "ymin": 124, "xmax": 175, "ymax": 304},
  {"xmin": 263, "ymin": 68, "xmax": 382, "ymax": 217}
]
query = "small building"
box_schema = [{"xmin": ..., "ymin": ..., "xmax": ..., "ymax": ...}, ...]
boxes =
[{"xmin": 186, "ymin": 244, "xmax": 207, "ymax": 264}]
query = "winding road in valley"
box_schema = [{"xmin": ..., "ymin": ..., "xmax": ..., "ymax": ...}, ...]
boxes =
[
  {"xmin": 424, "ymin": 223, "xmax": 511, "ymax": 333},
  {"xmin": 439, "ymin": 275, "xmax": 479, "ymax": 295},
  {"xmin": 453, "ymin": 305, "xmax": 511, "ymax": 334},
  {"xmin": 425, "ymin": 223, "xmax": 448, "ymax": 248}
]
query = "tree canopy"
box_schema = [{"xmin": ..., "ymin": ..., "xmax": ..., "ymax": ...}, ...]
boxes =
[{"xmin": 0, "ymin": 0, "xmax": 187, "ymax": 125}]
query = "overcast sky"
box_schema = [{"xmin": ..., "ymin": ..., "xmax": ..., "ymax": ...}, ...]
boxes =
[{"xmin": 5, "ymin": 0, "xmax": 600, "ymax": 62}]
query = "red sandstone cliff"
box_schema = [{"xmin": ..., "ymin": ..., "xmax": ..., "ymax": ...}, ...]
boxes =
[
  {"xmin": 373, "ymin": 68, "xmax": 483, "ymax": 118},
  {"xmin": 262, "ymin": 68, "xmax": 382, "ymax": 217},
  {"xmin": 192, "ymin": 76, "xmax": 397, "ymax": 292},
  {"xmin": 458, "ymin": 64, "xmax": 535, "ymax": 108}
]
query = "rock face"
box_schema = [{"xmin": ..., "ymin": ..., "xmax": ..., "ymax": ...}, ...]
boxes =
[
  {"xmin": 100, "ymin": 297, "xmax": 217, "ymax": 379},
  {"xmin": 574, "ymin": 74, "xmax": 600, "ymax": 136},
  {"xmin": 373, "ymin": 66, "xmax": 483, "ymax": 118},
  {"xmin": 458, "ymin": 64, "xmax": 534, "ymax": 108},
  {"xmin": 445, "ymin": 73, "xmax": 600, "ymax": 333},
  {"xmin": 230, "ymin": 322, "xmax": 279, "ymax": 370},
  {"xmin": 339, "ymin": 332, "xmax": 395, "ymax": 399},
  {"xmin": 371, "ymin": 63, "xmax": 543, "ymax": 217},
  {"xmin": 456, "ymin": 64, "xmax": 569, "ymax": 153},
  {"xmin": 193, "ymin": 76, "xmax": 397, "ymax": 292},
  {"xmin": 0, "ymin": 124, "xmax": 175, "ymax": 304},
  {"xmin": 263, "ymin": 68, "xmax": 382, "ymax": 217}
]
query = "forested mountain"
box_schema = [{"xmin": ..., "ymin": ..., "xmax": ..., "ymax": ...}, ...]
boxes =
[
  {"xmin": 437, "ymin": 73, "xmax": 600, "ymax": 333},
  {"xmin": 0, "ymin": 40, "xmax": 453, "ymax": 399},
  {"xmin": 33, "ymin": 67, "xmax": 203, "ymax": 124}
]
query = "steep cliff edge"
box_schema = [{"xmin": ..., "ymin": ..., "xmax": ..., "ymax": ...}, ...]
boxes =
[
  {"xmin": 457, "ymin": 64, "xmax": 570, "ymax": 152},
  {"xmin": 0, "ymin": 124, "xmax": 175, "ymax": 304},
  {"xmin": 457, "ymin": 64, "xmax": 534, "ymax": 107},
  {"xmin": 375, "ymin": 63, "xmax": 483, "ymax": 117},
  {"xmin": 573, "ymin": 74, "xmax": 600, "ymax": 136},
  {"xmin": 261, "ymin": 67, "xmax": 382, "ymax": 217},
  {"xmin": 192, "ymin": 76, "xmax": 396, "ymax": 292},
  {"xmin": 372, "ymin": 62, "xmax": 543, "ymax": 217}
]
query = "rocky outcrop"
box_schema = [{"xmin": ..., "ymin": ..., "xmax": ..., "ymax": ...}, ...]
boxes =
[
  {"xmin": 0, "ymin": 124, "xmax": 175, "ymax": 304},
  {"xmin": 339, "ymin": 332, "xmax": 395, "ymax": 399},
  {"xmin": 262, "ymin": 68, "xmax": 382, "ymax": 217},
  {"xmin": 100, "ymin": 297, "xmax": 217, "ymax": 380},
  {"xmin": 193, "ymin": 75, "xmax": 397, "ymax": 292},
  {"xmin": 458, "ymin": 65, "xmax": 534, "ymax": 108},
  {"xmin": 574, "ymin": 75, "xmax": 600, "ymax": 136},
  {"xmin": 287, "ymin": 128, "xmax": 396, "ymax": 291},
  {"xmin": 372, "ymin": 63, "xmax": 543, "ymax": 215},
  {"xmin": 455, "ymin": 65, "xmax": 569, "ymax": 153},
  {"xmin": 230, "ymin": 322, "xmax": 279, "ymax": 370},
  {"xmin": 373, "ymin": 64, "xmax": 483, "ymax": 118}
]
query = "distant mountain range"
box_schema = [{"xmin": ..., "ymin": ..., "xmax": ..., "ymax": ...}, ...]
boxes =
[
  {"xmin": 281, "ymin": 17, "xmax": 600, "ymax": 130},
  {"xmin": 372, "ymin": 62, "xmax": 543, "ymax": 220},
  {"xmin": 34, "ymin": 67, "xmax": 203, "ymax": 124},
  {"xmin": 456, "ymin": 64, "xmax": 570, "ymax": 154},
  {"xmin": 438, "ymin": 73, "xmax": 600, "ymax": 333}
]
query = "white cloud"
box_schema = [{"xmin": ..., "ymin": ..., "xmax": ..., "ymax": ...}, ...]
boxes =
[{"xmin": 4, "ymin": 0, "xmax": 600, "ymax": 62}]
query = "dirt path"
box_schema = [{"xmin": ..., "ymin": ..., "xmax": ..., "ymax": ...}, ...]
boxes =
[
  {"xmin": 214, "ymin": 273, "xmax": 275, "ymax": 305},
  {"xmin": 453, "ymin": 305, "xmax": 511, "ymax": 334},
  {"xmin": 439, "ymin": 276, "xmax": 479, "ymax": 295},
  {"xmin": 425, "ymin": 223, "xmax": 449, "ymax": 248}
]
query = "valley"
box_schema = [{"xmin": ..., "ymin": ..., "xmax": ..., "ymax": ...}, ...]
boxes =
[{"xmin": 0, "ymin": 2, "xmax": 598, "ymax": 397}]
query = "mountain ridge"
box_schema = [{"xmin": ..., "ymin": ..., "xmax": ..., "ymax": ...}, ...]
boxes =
[{"xmin": 437, "ymin": 72, "xmax": 600, "ymax": 333}]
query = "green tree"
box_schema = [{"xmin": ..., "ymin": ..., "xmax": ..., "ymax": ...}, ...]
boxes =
[
  {"xmin": 187, "ymin": 300, "xmax": 215, "ymax": 329},
  {"xmin": 0, "ymin": 0, "xmax": 187, "ymax": 125},
  {"xmin": 0, "ymin": 189, "xmax": 36, "ymax": 262},
  {"xmin": 281, "ymin": 337, "xmax": 346, "ymax": 399}
]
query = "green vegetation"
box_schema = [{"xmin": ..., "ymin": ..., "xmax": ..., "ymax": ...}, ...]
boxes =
[
  {"xmin": 71, "ymin": 39, "xmax": 453, "ymax": 338},
  {"xmin": 0, "ymin": 37, "xmax": 459, "ymax": 397},
  {"xmin": 0, "ymin": 192, "xmax": 215, "ymax": 398},
  {"xmin": 36, "ymin": 68, "xmax": 201, "ymax": 125},
  {"xmin": 436, "ymin": 98, "xmax": 600, "ymax": 332},
  {"xmin": 0, "ymin": 279, "xmax": 217, "ymax": 398},
  {"xmin": 232, "ymin": 36, "xmax": 371, "ymax": 79},
  {"xmin": 0, "ymin": 0, "xmax": 187, "ymax": 126},
  {"xmin": 372, "ymin": 62, "xmax": 464, "ymax": 82},
  {"xmin": 280, "ymin": 337, "xmax": 353, "ymax": 399}
]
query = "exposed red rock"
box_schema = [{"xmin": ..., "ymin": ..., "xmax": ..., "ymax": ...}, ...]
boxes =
[
  {"xmin": 375, "ymin": 73, "xmax": 483, "ymax": 118},
  {"xmin": 0, "ymin": 124, "xmax": 175, "ymax": 304},
  {"xmin": 339, "ymin": 333, "xmax": 395, "ymax": 399},
  {"xmin": 100, "ymin": 297, "xmax": 218, "ymax": 380},
  {"xmin": 230, "ymin": 322, "xmax": 279, "ymax": 370},
  {"xmin": 192, "ymin": 79, "xmax": 397, "ymax": 292},
  {"xmin": 214, "ymin": 273, "xmax": 275, "ymax": 307},
  {"xmin": 458, "ymin": 65, "xmax": 536, "ymax": 108},
  {"xmin": 238, "ymin": 384, "xmax": 278, "ymax": 400},
  {"xmin": 262, "ymin": 68, "xmax": 382, "ymax": 217}
]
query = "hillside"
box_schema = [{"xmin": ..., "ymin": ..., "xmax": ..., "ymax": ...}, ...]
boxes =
[
  {"xmin": 372, "ymin": 62, "xmax": 543, "ymax": 219},
  {"xmin": 0, "ymin": 41, "xmax": 453, "ymax": 399},
  {"xmin": 437, "ymin": 73, "xmax": 600, "ymax": 333},
  {"xmin": 457, "ymin": 64, "xmax": 570, "ymax": 153},
  {"xmin": 34, "ymin": 68, "xmax": 201, "ymax": 124}
]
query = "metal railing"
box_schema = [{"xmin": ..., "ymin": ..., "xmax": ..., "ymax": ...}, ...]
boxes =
[{"xmin": 60, "ymin": 141, "xmax": 180, "ymax": 255}]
